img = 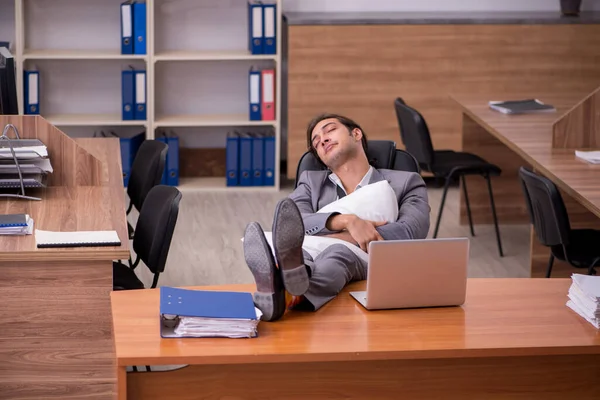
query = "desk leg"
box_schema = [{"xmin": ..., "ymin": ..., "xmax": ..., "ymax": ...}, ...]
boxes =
[{"xmin": 460, "ymin": 113, "xmax": 529, "ymax": 225}]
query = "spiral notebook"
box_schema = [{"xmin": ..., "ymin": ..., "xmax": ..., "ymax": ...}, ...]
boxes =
[{"xmin": 35, "ymin": 229, "xmax": 121, "ymax": 248}]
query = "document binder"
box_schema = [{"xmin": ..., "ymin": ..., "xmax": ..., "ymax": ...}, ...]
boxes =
[
  {"xmin": 263, "ymin": 3, "xmax": 276, "ymax": 55},
  {"xmin": 120, "ymin": 1, "xmax": 133, "ymax": 54},
  {"xmin": 122, "ymin": 68, "xmax": 135, "ymax": 120},
  {"xmin": 134, "ymin": 70, "xmax": 146, "ymax": 120},
  {"xmin": 118, "ymin": 131, "xmax": 145, "ymax": 186},
  {"xmin": 249, "ymin": 69, "xmax": 261, "ymax": 121},
  {"xmin": 160, "ymin": 287, "xmax": 260, "ymax": 339},
  {"xmin": 226, "ymin": 132, "xmax": 240, "ymax": 187},
  {"xmin": 264, "ymin": 134, "xmax": 275, "ymax": 186},
  {"xmin": 165, "ymin": 132, "xmax": 179, "ymax": 186},
  {"xmin": 247, "ymin": 1, "xmax": 263, "ymax": 54},
  {"xmin": 261, "ymin": 69, "xmax": 275, "ymax": 121},
  {"xmin": 239, "ymin": 133, "xmax": 253, "ymax": 186},
  {"xmin": 23, "ymin": 70, "xmax": 40, "ymax": 115},
  {"xmin": 251, "ymin": 133, "xmax": 264, "ymax": 186},
  {"xmin": 132, "ymin": 1, "xmax": 147, "ymax": 55}
]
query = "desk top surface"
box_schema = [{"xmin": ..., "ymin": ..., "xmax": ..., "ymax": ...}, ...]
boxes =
[
  {"xmin": 453, "ymin": 93, "xmax": 600, "ymax": 218},
  {"xmin": 284, "ymin": 11, "xmax": 600, "ymax": 26},
  {"xmin": 111, "ymin": 279, "xmax": 600, "ymax": 366},
  {"xmin": 0, "ymin": 138, "xmax": 130, "ymax": 261}
]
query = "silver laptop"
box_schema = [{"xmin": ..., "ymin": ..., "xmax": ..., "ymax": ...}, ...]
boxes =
[{"xmin": 350, "ymin": 238, "xmax": 469, "ymax": 310}]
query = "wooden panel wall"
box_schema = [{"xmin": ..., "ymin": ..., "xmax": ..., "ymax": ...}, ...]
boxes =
[
  {"xmin": 0, "ymin": 115, "xmax": 102, "ymax": 186},
  {"xmin": 287, "ymin": 24, "xmax": 600, "ymax": 178}
]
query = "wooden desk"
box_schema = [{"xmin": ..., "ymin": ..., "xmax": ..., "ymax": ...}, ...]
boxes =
[
  {"xmin": 452, "ymin": 94, "xmax": 600, "ymax": 277},
  {"xmin": 112, "ymin": 279, "xmax": 600, "ymax": 400},
  {"xmin": 0, "ymin": 117, "xmax": 129, "ymax": 399}
]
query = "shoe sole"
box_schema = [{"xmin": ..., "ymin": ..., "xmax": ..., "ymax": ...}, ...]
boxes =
[
  {"xmin": 272, "ymin": 198, "xmax": 310, "ymax": 296},
  {"xmin": 243, "ymin": 222, "xmax": 286, "ymax": 322}
]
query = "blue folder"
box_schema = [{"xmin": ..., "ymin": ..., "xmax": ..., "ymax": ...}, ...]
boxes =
[
  {"xmin": 160, "ymin": 287, "xmax": 257, "ymax": 320},
  {"xmin": 23, "ymin": 70, "xmax": 40, "ymax": 115},
  {"xmin": 251, "ymin": 133, "xmax": 264, "ymax": 186},
  {"xmin": 120, "ymin": 1, "xmax": 133, "ymax": 54},
  {"xmin": 247, "ymin": 1, "xmax": 263, "ymax": 54},
  {"xmin": 134, "ymin": 70, "xmax": 146, "ymax": 120},
  {"xmin": 248, "ymin": 69, "xmax": 261, "ymax": 121},
  {"xmin": 165, "ymin": 133, "xmax": 179, "ymax": 186},
  {"xmin": 263, "ymin": 134, "xmax": 275, "ymax": 186},
  {"xmin": 262, "ymin": 3, "xmax": 276, "ymax": 55},
  {"xmin": 122, "ymin": 69, "xmax": 135, "ymax": 120},
  {"xmin": 226, "ymin": 132, "xmax": 240, "ymax": 187},
  {"xmin": 120, "ymin": 131, "xmax": 145, "ymax": 186},
  {"xmin": 155, "ymin": 136, "xmax": 168, "ymax": 185},
  {"xmin": 132, "ymin": 1, "xmax": 147, "ymax": 55},
  {"xmin": 239, "ymin": 133, "xmax": 253, "ymax": 186}
]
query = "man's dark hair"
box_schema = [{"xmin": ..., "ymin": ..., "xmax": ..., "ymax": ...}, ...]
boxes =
[{"xmin": 306, "ymin": 113, "xmax": 368, "ymax": 164}]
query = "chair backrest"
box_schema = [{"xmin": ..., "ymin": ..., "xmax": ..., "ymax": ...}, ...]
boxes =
[
  {"xmin": 127, "ymin": 140, "xmax": 168, "ymax": 212},
  {"xmin": 394, "ymin": 97, "xmax": 435, "ymax": 167},
  {"xmin": 294, "ymin": 140, "xmax": 420, "ymax": 188},
  {"xmin": 518, "ymin": 167, "xmax": 570, "ymax": 247},
  {"xmin": 133, "ymin": 185, "xmax": 182, "ymax": 275}
]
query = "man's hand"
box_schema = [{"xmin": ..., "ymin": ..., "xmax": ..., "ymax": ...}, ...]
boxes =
[{"xmin": 346, "ymin": 216, "xmax": 386, "ymax": 253}]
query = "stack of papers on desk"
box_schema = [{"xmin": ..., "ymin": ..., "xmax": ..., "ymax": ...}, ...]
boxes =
[
  {"xmin": 566, "ymin": 273, "xmax": 600, "ymax": 329},
  {"xmin": 575, "ymin": 151, "xmax": 600, "ymax": 165},
  {"xmin": 488, "ymin": 99, "xmax": 556, "ymax": 114},
  {"xmin": 0, "ymin": 213, "xmax": 34, "ymax": 235},
  {"xmin": 0, "ymin": 139, "xmax": 52, "ymax": 189},
  {"xmin": 160, "ymin": 287, "xmax": 261, "ymax": 339}
]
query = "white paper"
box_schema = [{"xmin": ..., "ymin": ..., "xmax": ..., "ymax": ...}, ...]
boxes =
[{"xmin": 35, "ymin": 229, "xmax": 120, "ymax": 246}]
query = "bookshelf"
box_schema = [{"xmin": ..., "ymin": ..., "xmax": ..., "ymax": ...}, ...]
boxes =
[{"xmin": 7, "ymin": 0, "xmax": 282, "ymax": 191}]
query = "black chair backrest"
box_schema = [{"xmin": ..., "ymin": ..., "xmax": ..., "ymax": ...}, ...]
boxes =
[
  {"xmin": 394, "ymin": 97, "xmax": 435, "ymax": 167},
  {"xmin": 133, "ymin": 185, "xmax": 182, "ymax": 274},
  {"xmin": 294, "ymin": 140, "xmax": 419, "ymax": 188},
  {"xmin": 518, "ymin": 167, "xmax": 570, "ymax": 247},
  {"xmin": 127, "ymin": 140, "xmax": 168, "ymax": 212}
]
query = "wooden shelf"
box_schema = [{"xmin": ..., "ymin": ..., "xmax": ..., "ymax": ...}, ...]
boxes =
[
  {"xmin": 177, "ymin": 177, "xmax": 278, "ymax": 192},
  {"xmin": 23, "ymin": 49, "xmax": 148, "ymax": 60},
  {"xmin": 154, "ymin": 50, "xmax": 277, "ymax": 62},
  {"xmin": 154, "ymin": 114, "xmax": 277, "ymax": 127},
  {"xmin": 44, "ymin": 114, "xmax": 147, "ymax": 127}
]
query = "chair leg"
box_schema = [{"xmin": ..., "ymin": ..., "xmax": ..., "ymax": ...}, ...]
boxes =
[
  {"xmin": 485, "ymin": 174, "xmax": 504, "ymax": 257},
  {"xmin": 587, "ymin": 257, "xmax": 600, "ymax": 276},
  {"xmin": 460, "ymin": 175, "xmax": 475, "ymax": 237},
  {"xmin": 151, "ymin": 273, "xmax": 161, "ymax": 289},
  {"xmin": 546, "ymin": 254, "xmax": 555, "ymax": 278},
  {"xmin": 433, "ymin": 175, "xmax": 453, "ymax": 238}
]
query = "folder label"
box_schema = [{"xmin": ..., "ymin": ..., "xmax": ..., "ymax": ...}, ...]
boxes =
[
  {"xmin": 252, "ymin": 7, "xmax": 263, "ymax": 45},
  {"xmin": 250, "ymin": 74, "xmax": 260, "ymax": 104},
  {"xmin": 136, "ymin": 72, "xmax": 146, "ymax": 106},
  {"xmin": 263, "ymin": 72, "xmax": 274, "ymax": 103},
  {"xmin": 121, "ymin": 5, "xmax": 132, "ymax": 37},
  {"xmin": 28, "ymin": 73, "xmax": 38, "ymax": 105}
]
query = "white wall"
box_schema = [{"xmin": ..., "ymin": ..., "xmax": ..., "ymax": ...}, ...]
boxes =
[{"xmin": 283, "ymin": 0, "xmax": 600, "ymax": 12}]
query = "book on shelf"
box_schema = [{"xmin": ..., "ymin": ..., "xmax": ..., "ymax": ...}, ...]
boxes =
[{"xmin": 488, "ymin": 99, "xmax": 556, "ymax": 114}]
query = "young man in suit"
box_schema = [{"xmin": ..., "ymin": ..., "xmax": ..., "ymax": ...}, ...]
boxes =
[{"xmin": 243, "ymin": 113, "xmax": 430, "ymax": 321}]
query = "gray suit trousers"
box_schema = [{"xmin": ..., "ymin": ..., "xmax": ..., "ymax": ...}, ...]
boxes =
[{"xmin": 301, "ymin": 244, "xmax": 368, "ymax": 311}]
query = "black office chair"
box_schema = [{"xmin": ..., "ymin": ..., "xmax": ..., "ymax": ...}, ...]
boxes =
[
  {"xmin": 394, "ymin": 97, "xmax": 504, "ymax": 257},
  {"xmin": 114, "ymin": 185, "xmax": 182, "ymax": 290},
  {"xmin": 126, "ymin": 140, "xmax": 169, "ymax": 239},
  {"xmin": 519, "ymin": 167, "xmax": 600, "ymax": 277},
  {"xmin": 295, "ymin": 139, "xmax": 419, "ymax": 188}
]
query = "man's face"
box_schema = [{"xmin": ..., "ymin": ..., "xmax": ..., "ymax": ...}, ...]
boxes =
[{"xmin": 310, "ymin": 118, "xmax": 361, "ymax": 169}]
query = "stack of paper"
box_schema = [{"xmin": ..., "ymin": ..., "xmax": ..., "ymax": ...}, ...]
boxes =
[
  {"xmin": 575, "ymin": 151, "xmax": 600, "ymax": 165},
  {"xmin": 160, "ymin": 287, "xmax": 261, "ymax": 339},
  {"xmin": 488, "ymin": 99, "xmax": 556, "ymax": 114},
  {"xmin": 0, "ymin": 139, "xmax": 53, "ymax": 189},
  {"xmin": 0, "ymin": 213, "xmax": 34, "ymax": 235},
  {"xmin": 566, "ymin": 273, "xmax": 600, "ymax": 329}
]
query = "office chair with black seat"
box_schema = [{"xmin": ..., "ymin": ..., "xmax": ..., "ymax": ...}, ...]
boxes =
[
  {"xmin": 114, "ymin": 185, "xmax": 182, "ymax": 291},
  {"xmin": 394, "ymin": 97, "xmax": 504, "ymax": 257},
  {"xmin": 126, "ymin": 140, "xmax": 168, "ymax": 239},
  {"xmin": 295, "ymin": 139, "xmax": 420, "ymax": 188},
  {"xmin": 519, "ymin": 167, "xmax": 600, "ymax": 278}
]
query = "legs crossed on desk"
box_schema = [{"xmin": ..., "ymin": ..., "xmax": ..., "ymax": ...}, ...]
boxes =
[{"xmin": 302, "ymin": 244, "xmax": 368, "ymax": 311}]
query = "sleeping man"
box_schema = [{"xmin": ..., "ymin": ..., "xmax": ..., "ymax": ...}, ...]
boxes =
[{"xmin": 243, "ymin": 113, "xmax": 431, "ymax": 321}]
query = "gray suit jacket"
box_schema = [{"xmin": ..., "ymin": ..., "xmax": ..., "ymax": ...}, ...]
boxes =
[{"xmin": 289, "ymin": 168, "xmax": 431, "ymax": 240}]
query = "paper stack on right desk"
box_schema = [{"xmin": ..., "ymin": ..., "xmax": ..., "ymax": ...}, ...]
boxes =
[
  {"xmin": 566, "ymin": 273, "xmax": 600, "ymax": 329},
  {"xmin": 160, "ymin": 287, "xmax": 262, "ymax": 339}
]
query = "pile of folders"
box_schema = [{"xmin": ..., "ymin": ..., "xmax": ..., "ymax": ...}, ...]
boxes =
[{"xmin": 226, "ymin": 131, "xmax": 275, "ymax": 187}]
